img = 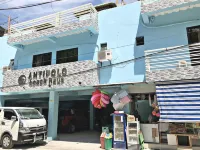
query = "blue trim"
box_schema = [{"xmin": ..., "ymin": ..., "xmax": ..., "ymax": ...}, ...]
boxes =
[
  {"xmin": 158, "ymin": 100, "xmax": 200, "ymax": 102},
  {"xmin": 156, "ymin": 86, "xmax": 200, "ymax": 90},
  {"xmin": 161, "ymin": 113, "xmax": 200, "ymax": 116},
  {"xmin": 157, "ymin": 90, "xmax": 200, "ymax": 94},
  {"xmin": 157, "ymin": 95, "xmax": 200, "ymax": 98},
  {"xmin": 160, "ymin": 118, "xmax": 200, "ymax": 120},
  {"xmin": 160, "ymin": 104, "xmax": 200, "ymax": 106},
  {"xmin": 160, "ymin": 109, "xmax": 200, "ymax": 111}
]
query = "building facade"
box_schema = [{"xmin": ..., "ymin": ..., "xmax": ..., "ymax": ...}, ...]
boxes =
[
  {"xmin": 1, "ymin": 0, "xmax": 200, "ymax": 144},
  {"xmin": 0, "ymin": 2, "xmax": 148, "ymax": 140}
]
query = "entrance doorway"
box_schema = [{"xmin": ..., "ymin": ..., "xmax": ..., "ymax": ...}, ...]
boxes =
[
  {"xmin": 58, "ymin": 101, "xmax": 89, "ymax": 134},
  {"xmin": 57, "ymin": 100, "xmax": 100, "ymax": 143}
]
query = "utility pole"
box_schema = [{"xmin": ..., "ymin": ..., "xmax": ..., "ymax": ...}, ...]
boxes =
[{"xmin": 7, "ymin": 16, "xmax": 11, "ymax": 34}]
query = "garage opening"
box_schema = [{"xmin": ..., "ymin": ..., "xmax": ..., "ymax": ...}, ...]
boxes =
[
  {"xmin": 58, "ymin": 101, "xmax": 89, "ymax": 133},
  {"xmin": 57, "ymin": 100, "xmax": 100, "ymax": 143},
  {"xmin": 57, "ymin": 99, "xmax": 114, "ymax": 143}
]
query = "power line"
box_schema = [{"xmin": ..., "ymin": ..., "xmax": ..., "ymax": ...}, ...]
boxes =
[
  {"xmin": 51, "ymin": 0, "xmax": 57, "ymax": 13},
  {"xmin": 0, "ymin": 43, "xmax": 191, "ymax": 90},
  {"xmin": 0, "ymin": 17, "xmax": 18, "ymax": 26},
  {"xmin": 0, "ymin": 13, "xmax": 18, "ymax": 23},
  {"xmin": 0, "ymin": 0, "xmax": 62, "ymax": 10},
  {"xmin": 0, "ymin": 0, "xmax": 13, "ymax": 6}
]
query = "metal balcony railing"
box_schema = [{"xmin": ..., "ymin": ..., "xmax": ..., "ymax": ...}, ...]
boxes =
[
  {"xmin": 141, "ymin": 0, "xmax": 159, "ymax": 5},
  {"xmin": 145, "ymin": 43, "xmax": 200, "ymax": 72},
  {"xmin": 8, "ymin": 3, "xmax": 98, "ymax": 45}
]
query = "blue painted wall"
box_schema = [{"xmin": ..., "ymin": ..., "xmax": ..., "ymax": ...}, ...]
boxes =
[
  {"xmin": 0, "ymin": 36, "xmax": 16, "ymax": 95},
  {"xmin": 13, "ymin": 2, "xmax": 142, "ymax": 85},
  {"xmin": 137, "ymin": 8, "xmax": 200, "ymax": 73}
]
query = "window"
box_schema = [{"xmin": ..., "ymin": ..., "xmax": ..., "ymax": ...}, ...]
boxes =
[
  {"xmin": 32, "ymin": 52, "xmax": 52, "ymax": 67},
  {"xmin": 187, "ymin": 26, "xmax": 200, "ymax": 44},
  {"xmin": 101, "ymin": 43, "xmax": 107, "ymax": 51},
  {"xmin": 16, "ymin": 109, "xmax": 43, "ymax": 119},
  {"xmin": 4, "ymin": 110, "xmax": 17, "ymax": 120},
  {"xmin": 136, "ymin": 36, "xmax": 144, "ymax": 46},
  {"xmin": 56, "ymin": 48, "xmax": 78, "ymax": 64},
  {"xmin": 187, "ymin": 26, "xmax": 200, "ymax": 66}
]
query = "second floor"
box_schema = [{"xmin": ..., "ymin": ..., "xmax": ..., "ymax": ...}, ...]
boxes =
[{"xmin": 2, "ymin": 0, "xmax": 200, "ymax": 93}]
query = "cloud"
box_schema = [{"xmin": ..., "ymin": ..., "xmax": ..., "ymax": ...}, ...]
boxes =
[{"xmin": 0, "ymin": 0, "xmax": 100, "ymax": 25}]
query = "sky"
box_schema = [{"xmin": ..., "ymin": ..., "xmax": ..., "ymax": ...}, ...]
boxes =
[{"xmin": 0, "ymin": 0, "xmax": 116, "ymax": 28}]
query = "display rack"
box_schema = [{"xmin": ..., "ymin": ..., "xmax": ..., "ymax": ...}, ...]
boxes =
[{"xmin": 127, "ymin": 121, "xmax": 140, "ymax": 146}]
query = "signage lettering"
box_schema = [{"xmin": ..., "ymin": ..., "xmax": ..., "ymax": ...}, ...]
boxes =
[{"xmin": 18, "ymin": 68, "xmax": 67, "ymax": 87}]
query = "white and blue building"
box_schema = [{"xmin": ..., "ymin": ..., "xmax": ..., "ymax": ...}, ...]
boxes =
[{"xmin": 1, "ymin": 0, "xmax": 200, "ymax": 145}]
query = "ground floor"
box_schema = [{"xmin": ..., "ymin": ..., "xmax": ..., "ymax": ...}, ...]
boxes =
[
  {"xmin": 0, "ymin": 83, "xmax": 156, "ymax": 141},
  {"xmin": 3, "ymin": 82, "xmax": 200, "ymax": 149},
  {"xmin": 1, "ymin": 140, "xmax": 200, "ymax": 150},
  {"xmin": 0, "ymin": 140, "xmax": 102, "ymax": 150}
]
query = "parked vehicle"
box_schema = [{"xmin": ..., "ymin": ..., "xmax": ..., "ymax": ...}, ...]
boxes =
[{"xmin": 0, "ymin": 107, "xmax": 47, "ymax": 149}]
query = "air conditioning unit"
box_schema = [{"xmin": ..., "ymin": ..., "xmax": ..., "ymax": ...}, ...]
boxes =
[
  {"xmin": 2, "ymin": 66, "xmax": 11, "ymax": 75},
  {"xmin": 178, "ymin": 60, "xmax": 187, "ymax": 68},
  {"xmin": 98, "ymin": 50, "xmax": 112, "ymax": 62}
]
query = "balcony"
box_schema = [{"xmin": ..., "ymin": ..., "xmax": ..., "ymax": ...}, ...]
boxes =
[
  {"xmin": 8, "ymin": 3, "xmax": 98, "ymax": 47},
  {"xmin": 2, "ymin": 60, "xmax": 99, "ymax": 93},
  {"xmin": 141, "ymin": 0, "xmax": 200, "ymax": 16},
  {"xmin": 145, "ymin": 43, "xmax": 200, "ymax": 82}
]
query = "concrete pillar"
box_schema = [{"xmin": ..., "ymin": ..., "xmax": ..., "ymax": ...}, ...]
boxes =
[
  {"xmin": 0, "ymin": 96, "xmax": 5, "ymax": 107},
  {"xmin": 47, "ymin": 91, "xmax": 59, "ymax": 140},
  {"xmin": 89, "ymin": 101, "xmax": 94, "ymax": 130}
]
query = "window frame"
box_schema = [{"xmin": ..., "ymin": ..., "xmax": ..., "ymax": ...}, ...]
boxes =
[
  {"xmin": 32, "ymin": 52, "xmax": 52, "ymax": 67},
  {"xmin": 187, "ymin": 25, "xmax": 200, "ymax": 44},
  {"xmin": 3, "ymin": 109, "xmax": 18, "ymax": 120},
  {"xmin": 136, "ymin": 36, "xmax": 144, "ymax": 46},
  {"xmin": 100, "ymin": 43, "xmax": 108, "ymax": 51},
  {"xmin": 56, "ymin": 48, "xmax": 78, "ymax": 64}
]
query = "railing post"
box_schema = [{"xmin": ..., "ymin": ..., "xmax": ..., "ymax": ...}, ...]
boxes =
[
  {"xmin": 55, "ymin": 12, "xmax": 61, "ymax": 27},
  {"xmin": 145, "ymin": 56, "xmax": 151, "ymax": 72},
  {"xmin": 7, "ymin": 16, "xmax": 11, "ymax": 35}
]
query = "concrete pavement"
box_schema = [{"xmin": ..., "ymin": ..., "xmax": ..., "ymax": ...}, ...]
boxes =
[{"xmin": 0, "ymin": 141, "xmax": 102, "ymax": 150}]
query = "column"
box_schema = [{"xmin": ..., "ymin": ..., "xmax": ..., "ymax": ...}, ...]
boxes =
[
  {"xmin": 47, "ymin": 91, "xmax": 59, "ymax": 140},
  {"xmin": 0, "ymin": 95, "xmax": 5, "ymax": 107},
  {"xmin": 89, "ymin": 101, "xmax": 94, "ymax": 130}
]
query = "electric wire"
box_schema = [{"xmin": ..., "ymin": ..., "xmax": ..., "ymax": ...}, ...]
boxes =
[
  {"xmin": 50, "ymin": 0, "xmax": 57, "ymax": 13},
  {"xmin": 0, "ymin": 0, "xmax": 13, "ymax": 6},
  {"xmin": 0, "ymin": 17, "xmax": 18, "ymax": 26},
  {"xmin": 0, "ymin": 0, "xmax": 62, "ymax": 10}
]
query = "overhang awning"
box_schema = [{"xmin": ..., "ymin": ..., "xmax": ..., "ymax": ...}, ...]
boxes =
[{"xmin": 156, "ymin": 81, "xmax": 200, "ymax": 122}]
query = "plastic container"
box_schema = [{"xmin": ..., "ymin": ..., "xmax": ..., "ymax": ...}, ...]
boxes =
[
  {"xmin": 105, "ymin": 138, "xmax": 112, "ymax": 150},
  {"xmin": 102, "ymin": 127, "xmax": 109, "ymax": 133},
  {"xmin": 100, "ymin": 133, "xmax": 106, "ymax": 149}
]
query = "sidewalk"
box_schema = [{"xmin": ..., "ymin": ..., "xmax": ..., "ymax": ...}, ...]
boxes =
[{"xmin": 0, "ymin": 141, "xmax": 102, "ymax": 150}]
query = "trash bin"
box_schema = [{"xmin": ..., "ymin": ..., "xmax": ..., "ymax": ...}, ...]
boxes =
[
  {"xmin": 100, "ymin": 132, "xmax": 106, "ymax": 149},
  {"xmin": 105, "ymin": 138, "xmax": 112, "ymax": 150},
  {"xmin": 105, "ymin": 133, "xmax": 112, "ymax": 150}
]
